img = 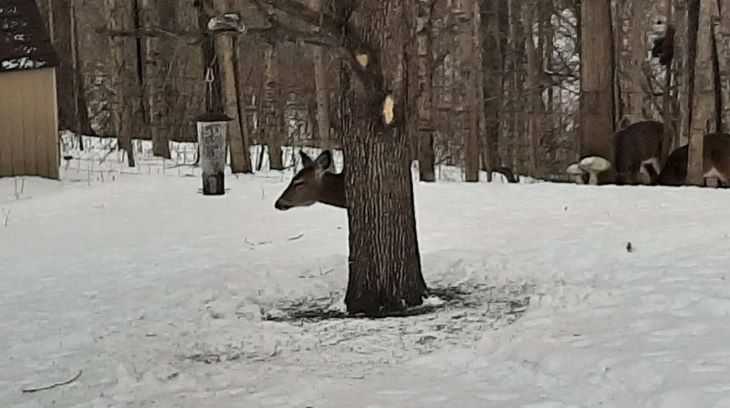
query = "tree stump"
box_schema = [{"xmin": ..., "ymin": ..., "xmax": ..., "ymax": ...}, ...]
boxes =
[{"xmin": 196, "ymin": 113, "xmax": 231, "ymax": 195}]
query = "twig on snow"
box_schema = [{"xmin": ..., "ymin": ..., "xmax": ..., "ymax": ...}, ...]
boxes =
[{"xmin": 21, "ymin": 370, "xmax": 83, "ymax": 394}]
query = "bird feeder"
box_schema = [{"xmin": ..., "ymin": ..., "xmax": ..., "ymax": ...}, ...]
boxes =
[{"xmin": 196, "ymin": 112, "xmax": 232, "ymax": 195}]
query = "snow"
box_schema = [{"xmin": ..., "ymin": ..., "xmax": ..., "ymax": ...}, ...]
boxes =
[{"xmin": 2, "ymin": 141, "xmax": 730, "ymax": 407}]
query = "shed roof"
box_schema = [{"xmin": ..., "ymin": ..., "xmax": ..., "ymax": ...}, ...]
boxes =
[{"xmin": 0, "ymin": 0, "xmax": 59, "ymax": 73}]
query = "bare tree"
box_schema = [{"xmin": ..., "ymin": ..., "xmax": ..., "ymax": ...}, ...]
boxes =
[
  {"xmin": 687, "ymin": 0, "xmax": 718, "ymax": 185},
  {"xmin": 579, "ymin": 0, "xmax": 615, "ymax": 179},
  {"xmin": 213, "ymin": 1, "xmax": 253, "ymax": 172},
  {"xmin": 480, "ymin": 0, "xmax": 506, "ymax": 180},
  {"xmin": 105, "ymin": 0, "xmax": 145, "ymax": 167},
  {"xmin": 413, "ymin": 0, "xmax": 436, "ymax": 182},
  {"xmin": 305, "ymin": 0, "xmax": 333, "ymax": 148}
]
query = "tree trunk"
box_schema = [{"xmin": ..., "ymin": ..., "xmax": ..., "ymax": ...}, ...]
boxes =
[
  {"xmin": 715, "ymin": 0, "xmax": 730, "ymax": 131},
  {"xmin": 460, "ymin": 0, "xmax": 481, "ymax": 182},
  {"xmin": 480, "ymin": 0, "xmax": 505, "ymax": 180},
  {"xmin": 524, "ymin": 2, "xmax": 543, "ymax": 177},
  {"xmin": 340, "ymin": 1, "xmax": 427, "ymax": 315},
  {"xmin": 263, "ymin": 44, "xmax": 284, "ymax": 170},
  {"xmin": 50, "ymin": 0, "xmax": 75, "ymax": 133},
  {"xmin": 212, "ymin": 0, "xmax": 252, "ymax": 173},
  {"xmin": 507, "ymin": 0, "xmax": 525, "ymax": 173},
  {"xmin": 675, "ymin": 0, "xmax": 691, "ymax": 148},
  {"xmin": 106, "ymin": 0, "xmax": 143, "ymax": 167},
  {"xmin": 579, "ymin": 0, "xmax": 615, "ymax": 180},
  {"xmin": 626, "ymin": 0, "xmax": 648, "ymax": 122},
  {"xmin": 305, "ymin": 0, "xmax": 333, "ymax": 149},
  {"xmin": 414, "ymin": 0, "xmax": 436, "ymax": 182},
  {"xmin": 687, "ymin": 0, "xmax": 718, "ymax": 185},
  {"xmin": 139, "ymin": 0, "xmax": 172, "ymax": 159}
]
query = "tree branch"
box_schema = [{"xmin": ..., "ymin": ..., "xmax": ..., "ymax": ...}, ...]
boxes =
[{"xmin": 255, "ymin": 0, "xmax": 385, "ymax": 97}]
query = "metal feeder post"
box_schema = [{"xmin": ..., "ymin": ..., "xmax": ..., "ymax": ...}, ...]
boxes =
[{"xmin": 193, "ymin": 12, "xmax": 244, "ymax": 196}]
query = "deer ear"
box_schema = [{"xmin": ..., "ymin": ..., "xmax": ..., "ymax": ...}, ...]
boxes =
[
  {"xmin": 299, "ymin": 151, "xmax": 314, "ymax": 167},
  {"xmin": 314, "ymin": 150, "xmax": 333, "ymax": 171}
]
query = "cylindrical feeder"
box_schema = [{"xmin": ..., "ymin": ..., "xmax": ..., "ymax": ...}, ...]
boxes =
[{"xmin": 196, "ymin": 112, "xmax": 232, "ymax": 195}]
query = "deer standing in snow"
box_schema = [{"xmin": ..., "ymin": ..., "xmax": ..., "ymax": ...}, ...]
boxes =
[
  {"xmin": 565, "ymin": 120, "xmax": 671, "ymax": 185},
  {"xmin": 653, "ymin": 133, "xmax": 730, "ymax": 187}
]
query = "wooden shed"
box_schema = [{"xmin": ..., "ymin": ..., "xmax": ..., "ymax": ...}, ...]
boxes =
[{"xmin": 0, "ymin": 0, "xmax": 60, "ymax": 179}]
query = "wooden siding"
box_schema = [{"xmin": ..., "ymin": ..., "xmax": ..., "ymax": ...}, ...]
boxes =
[{"xmin": 0, "ymin": 68, "xmax": 59, "ymax": 179}]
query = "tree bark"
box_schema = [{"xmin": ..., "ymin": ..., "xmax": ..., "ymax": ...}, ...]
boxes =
[
  {"xmin": 213, "ymin": 0, "xmax": 252, "ymax": 173},
  {"xmin": 626, "ymin": 0, "xmax": 648, "ymax": 122},
  {"xmin": 304, "ymin": 0, "xmax": 333, "ymax": 149},
  {"xmin": 263, "ymin": 43, "xmax": 284, "ymax": 170},
  {"xmin": 106, "ymin": 0, "xmax": 143, "ymax": 167},
  {"xmin": 414, "ymin": 0, "xmax": 436, "ymax": 182},
  {"xmin": 460, "ymin": 0, "xmax": 481, "ymax": 182},
  {"xmin": 49, "ymin": 0, "xmax": 75, "ymax": 132},
  {"xmin": 524, "ymin": 2, "xmax": 543, "ymax": 177},
  {"xmin": 579, "ymin": 0, "xmax": 615, "ymax": 180},
  {"xmin": 480, "ymin": 0, "xmax": 505, "ymax": 180},
  {"xmin": 340, "ymin": 1, "xmax": 427, "ymax": 315},
  {"xmin": 687, "ymin": 0, "xmax": 718, "ymax": 185},
  {"xmin": 139, "ymin": 0, "xmax": 172, "ymax": 158},
  {"xmin": 715, "ymin": 0, "xmax": 730, "ymax": 131}
]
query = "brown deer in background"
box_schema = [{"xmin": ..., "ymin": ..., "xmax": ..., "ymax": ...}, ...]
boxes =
[
  {"xmin": 613, "ymin": 120, "xmax": 672, "ymax": 185},
  {"xmin": 274, "ymin": 150, "xmax": 346, "ymax": 210},
  {"xmin": 654, "ymin": 133, "xmax": 730, "ymax": 187}
]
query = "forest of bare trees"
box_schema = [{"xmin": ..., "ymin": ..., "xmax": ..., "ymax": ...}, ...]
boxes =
[
  {"xmin": 28, "ymin": 0, "xmax": 730, "ymax": 313},
  {"xmin": 32, "ymin": 0, "xmax": 730, "ymax": 184}
]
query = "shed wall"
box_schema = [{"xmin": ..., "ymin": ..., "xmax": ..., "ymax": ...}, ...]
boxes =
[{"xmin": 0, "ymin": 68, "xmax": 59, "ymax": 179}]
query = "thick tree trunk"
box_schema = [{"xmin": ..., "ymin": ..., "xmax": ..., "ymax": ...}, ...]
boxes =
[
  {"xmin": 414, "ymin": 0, "xmax": 436, "ymax": 182},
  {"xmin": 341, "ymin": 1, "xmax": 427, "ymax": 315},
  {"xmin": 687, "ymin": 0, "xmax": 718, "ymax": 185},
  {"xmin": 579, "ymin": 0, "xmax": 615, "ymax": 180}
]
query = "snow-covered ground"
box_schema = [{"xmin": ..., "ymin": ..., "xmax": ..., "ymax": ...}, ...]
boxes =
[{"xmin": 2, "ymin": 141, "xmax": 730, "ymax": 407}]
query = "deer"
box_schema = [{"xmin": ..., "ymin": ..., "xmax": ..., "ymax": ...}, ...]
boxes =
[
  {"xmin": 613, "ymin": 120, "xmax": 672, "ymax": 185},
  {"xmin": 274, "ymin": 150, "xmax": 522, "ymax": 210},
  {"xmin": 274, "ymin": 150, "xmax": 346, "ymax": 210},
  {"xmin": 654, "ymin": 133, "xmax": 730, "ymax": 187}
]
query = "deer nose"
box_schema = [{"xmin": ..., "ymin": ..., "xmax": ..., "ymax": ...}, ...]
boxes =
[{"xmin": 274, "ymin": 199, "xmax": 290, "ymax": 211}]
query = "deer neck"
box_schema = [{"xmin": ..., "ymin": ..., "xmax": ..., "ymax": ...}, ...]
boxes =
[{"xmin": 318, "ymin": 172, "xmax": 347, "ymax": 208}]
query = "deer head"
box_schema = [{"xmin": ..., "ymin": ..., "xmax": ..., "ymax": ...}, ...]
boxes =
[{"xmin": 274, "ymin": 150, "xmax": 345, "ymax": 210}]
